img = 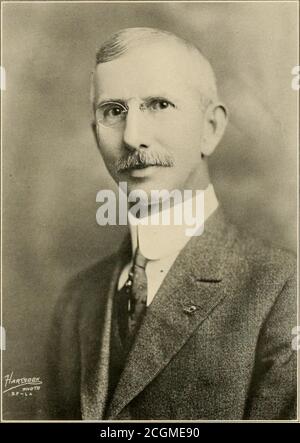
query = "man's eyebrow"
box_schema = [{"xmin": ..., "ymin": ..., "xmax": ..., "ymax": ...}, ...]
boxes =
[
  {"xmin": 95, "ymin": 94, "xmax": 180, "ymax": 109},
  {"xmin": 95, "ymin": 98, "xmax": 127, "ymax": 108},
  {"xmin": 142, "ymin": 94, "xmax": 179, "ymax": 102}
]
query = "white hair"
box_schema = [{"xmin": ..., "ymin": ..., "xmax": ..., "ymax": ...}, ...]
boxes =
[{"xmin": 90, "ymin": 27, "xmax": 218, "ymax": 109}]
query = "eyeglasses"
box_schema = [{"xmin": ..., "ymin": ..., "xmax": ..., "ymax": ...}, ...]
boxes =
[{"xmin": 95, "ymin": 98, "xmax": 176, "ymax": 127}]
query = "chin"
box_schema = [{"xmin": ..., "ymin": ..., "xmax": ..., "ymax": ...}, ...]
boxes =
[{"xmin": 128, "ymin": 179, "xmax": 176, "ymax": 196}]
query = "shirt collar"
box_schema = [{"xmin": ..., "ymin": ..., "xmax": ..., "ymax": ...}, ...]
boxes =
[{"xmin": 128, "ymin": 184, "xmax": 219, "ymax": 260}]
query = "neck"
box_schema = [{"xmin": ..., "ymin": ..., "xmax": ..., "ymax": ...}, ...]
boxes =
[{"xmin": 183, "ymin": 161, "xmax": 211, "ymax": 191}]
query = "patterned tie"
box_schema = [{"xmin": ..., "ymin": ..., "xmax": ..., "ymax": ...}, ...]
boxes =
[{"xmin": 118, "ymin": 247, "xmax": 148, "ymax": 350}]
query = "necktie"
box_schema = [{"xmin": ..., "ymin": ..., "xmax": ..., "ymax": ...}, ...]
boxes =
[{"xmin": 118, "ymin": 247, "xmax": 148, "ymax": 350}]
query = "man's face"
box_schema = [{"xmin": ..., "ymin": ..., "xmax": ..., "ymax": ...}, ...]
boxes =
[{"xmin": 93, "ymin": 41, "xmax": 208, "ymax": 197}]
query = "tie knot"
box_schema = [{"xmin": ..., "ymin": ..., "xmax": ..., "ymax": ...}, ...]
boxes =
[{"xmin": 133, "ymin": 247, "xmax": 148, "ymax": 269}]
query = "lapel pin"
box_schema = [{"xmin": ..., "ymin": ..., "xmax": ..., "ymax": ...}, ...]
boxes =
[{"xmin": 183, "ymin": 305, "xmax": 198, "ymax": 315}]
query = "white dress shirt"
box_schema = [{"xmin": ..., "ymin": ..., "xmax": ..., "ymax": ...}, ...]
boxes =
[{"xmin": 118, "ymin": 184, "xmax": 219, "ymax": 306}]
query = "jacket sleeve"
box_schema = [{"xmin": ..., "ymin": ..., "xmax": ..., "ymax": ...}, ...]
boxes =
[{"xmin": 244, "ymin": 271, "xmax": 297, "ymax": 419}]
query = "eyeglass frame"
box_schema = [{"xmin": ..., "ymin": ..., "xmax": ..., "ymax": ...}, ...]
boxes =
[{"xmin": 94, "ymin": 97, "xmax": 178, "ymax": 128}]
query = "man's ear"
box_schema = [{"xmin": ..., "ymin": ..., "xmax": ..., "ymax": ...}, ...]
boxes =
[{"xmin": 201, "ymin": 102, "xmax": 228, "ymax": 157}]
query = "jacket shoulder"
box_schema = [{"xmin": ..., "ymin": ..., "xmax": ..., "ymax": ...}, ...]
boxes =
[
  {"xmin": 232, "ymin": 225, "xmax": 296, "ymax": 278},
  {"xmin": 225, "ymin": 222, "xmax": 297, "ymax": 316}
]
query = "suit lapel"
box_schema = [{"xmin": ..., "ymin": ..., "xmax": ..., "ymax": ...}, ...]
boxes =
[
  {"xmin": 106, "ymin": 208, "xmax": 236, "ymax": 419},
  {"xmin": 80, "ymin": 236, "xmax": 132, "ymax": 420}
]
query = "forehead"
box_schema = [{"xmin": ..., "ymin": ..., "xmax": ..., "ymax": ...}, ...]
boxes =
[{"xmin": 93, "ymin": 42, "xmax": 202, "ymax": 103}]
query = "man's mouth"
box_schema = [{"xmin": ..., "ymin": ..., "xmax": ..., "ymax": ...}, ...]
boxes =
[
  {"xmin": 126, "ymin": 163, "xmax": 156, "ymax": 170},
  {"xmin": 121, "ymin": 164, "xmax": 163, "ymax": 179}
]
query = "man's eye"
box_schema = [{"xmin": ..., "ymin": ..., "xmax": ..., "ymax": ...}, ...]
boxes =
[
  {"xmin": 148, "ymin": 99, "xmax": 175, "ymax": 111},
  {"xmin": 96, "ymin": 102, "xmax": 127, "ymax": 127},
  {"xmin": 104, "ymin": 105, "xmax": 125, "ymax": 118}
]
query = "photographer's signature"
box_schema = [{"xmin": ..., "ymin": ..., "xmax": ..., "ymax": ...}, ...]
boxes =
[{"xmin": 3, "ymin": 371, "xmax": 43, "ymax": 396}]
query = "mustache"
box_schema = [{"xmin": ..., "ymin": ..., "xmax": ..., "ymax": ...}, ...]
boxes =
[{"xmin": 116, "ymin": 150, "xmax": 174, "ymax": 172}]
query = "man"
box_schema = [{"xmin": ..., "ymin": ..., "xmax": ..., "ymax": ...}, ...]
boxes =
[{"xmin": 46, "ymin": 27, "xmax": 297, "ymax": 420}]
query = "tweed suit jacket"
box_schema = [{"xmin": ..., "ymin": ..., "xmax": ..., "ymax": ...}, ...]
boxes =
[{"xmin": 46, "ymin": 208, "xmax": 297, "ymax": 420}]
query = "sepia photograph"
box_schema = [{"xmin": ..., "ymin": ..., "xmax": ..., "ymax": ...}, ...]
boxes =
[{"xmin": 1, "ymin": 0, "xmax": 299, "ymax": 422}]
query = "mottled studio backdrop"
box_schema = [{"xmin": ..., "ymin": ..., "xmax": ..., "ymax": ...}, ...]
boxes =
[{"xmin": 2, "ymin": 1, "xmax": 298, "ymax": 419}]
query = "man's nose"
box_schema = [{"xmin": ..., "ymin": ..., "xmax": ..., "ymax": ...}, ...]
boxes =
[{"xmin": 123, "ymin": 106, "xmax": 150, "ymax": 151}]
